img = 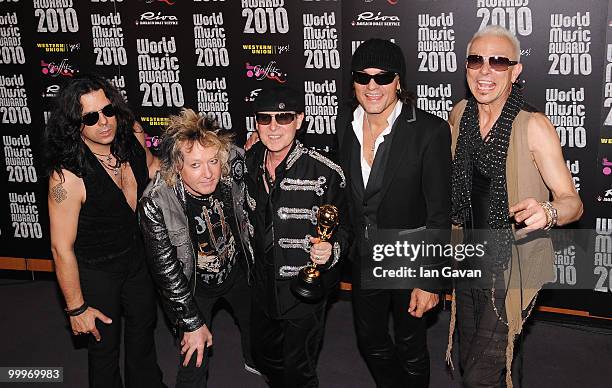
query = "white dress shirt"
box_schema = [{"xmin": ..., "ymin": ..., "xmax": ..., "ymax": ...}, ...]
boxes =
[{"xmin": 351, "ymin": 100, "xmax": 403, "ymax": 187}]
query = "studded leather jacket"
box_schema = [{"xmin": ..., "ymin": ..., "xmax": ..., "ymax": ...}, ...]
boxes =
[
  {"xmin": 245, "ymin": 140, "xmax": 351, "ymax": 319},
  {"xmin": 138, "ymin": 145, "xmax": 254, "ymax": 332}
]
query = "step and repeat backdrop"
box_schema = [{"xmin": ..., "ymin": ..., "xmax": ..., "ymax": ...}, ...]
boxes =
[{"xmin": 0, "ymin": 0, "xmax": 610, "ymax": 316}]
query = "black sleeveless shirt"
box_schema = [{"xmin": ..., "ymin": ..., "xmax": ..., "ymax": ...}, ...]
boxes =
[
  {"xmin": 74, "ymin": 139, "xmax": 148, "ymax": 272},
  {"xmin": 470, "ymin": 164, "xmax": 491, "ymax": 229}
]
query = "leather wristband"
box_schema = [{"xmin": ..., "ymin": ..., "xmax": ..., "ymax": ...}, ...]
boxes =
[{"xmin": 65, "ymin": 301, "xmax": 88, "ymax": 317}]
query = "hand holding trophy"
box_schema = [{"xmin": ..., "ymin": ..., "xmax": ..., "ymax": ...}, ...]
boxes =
[{"xmin": 290, "ymin": 204, "xmax": 339, "ymax": 302}]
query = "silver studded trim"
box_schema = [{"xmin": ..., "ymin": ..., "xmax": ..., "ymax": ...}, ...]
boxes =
[
  {"xmin": 247, "ymin": 240, "xmax": 255, "ymax": 261},
  {"xmin": 280, "ymin": 176, "xmax": 326, "ymax": 196},
  {"xmin": 221, "ymin": 175, "xmax": 232, "ymax": 186},
  {"xmin": 277, "ymin": 206, "xmax": 319, "ymax": 225},
  {"xmin": 246, "ymin": 190, "xmax": 256, "ymax": 211},
  {"xmin": 285, "ymin": 141, "xmax": 308, "ymax": 170},
  {"xmin": 246, "ymin": 215, "xmax": 255, "ymax": 237},
  {"xmin": 307, "ymin": 149, "xmax": 347, "ymax": 188},
  {"xmin": 329, "ymin": 241, "xmax": 341, "ymax": 268},
  {"xmin": 284, "ymin": 141, "xmax": 346, "ymax": 189},
  {"xmin": 279, "ymin": 265, "xmax": 306, "ymax": 278},
  {"xmin": 278, "ymin": 235, "xmax": 312, "ymax": 252}
]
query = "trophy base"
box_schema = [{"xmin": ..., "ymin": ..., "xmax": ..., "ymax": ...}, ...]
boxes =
[{"xmin": 290, "ymin": 279, "xmax": 324, "ymax": 302}]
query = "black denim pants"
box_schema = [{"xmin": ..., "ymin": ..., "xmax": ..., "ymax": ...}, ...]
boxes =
[
  {"xmin": 456, "ymin": 288, "xmax": 509, "ymax": 388},
  {"xmin": 175, "ymin": 269, "xmax": 252, "ymax": 388},
  {"xmin": 250, "ymin": 301, "xmax": 326, "ymax": 388},
  {"xmin": 79, "ymin": 258, "xmax": 164, "ymax": 388},
  {"xmin": 351, "ymin": 285, "xmax": 430, "ymax": 388}
]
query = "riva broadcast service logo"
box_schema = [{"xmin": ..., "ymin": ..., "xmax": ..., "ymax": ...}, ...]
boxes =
[
  {"xmin": 41, "ymin": 84, "xmax": 60, "ymax": 99},
  {"xmin": 597, "ymin": 188, "xmax": 612, "ymax": 203},
  {"xmin": 136, "ymin": 12, "xmax": 178, "ymax": 26},
  {"xmin": 352, "ymin": 11, "xmax": 400, "ymax": 27},
  {"xmin": 244, "ymin": 88, "xmax": 262, "ymax": 103}
]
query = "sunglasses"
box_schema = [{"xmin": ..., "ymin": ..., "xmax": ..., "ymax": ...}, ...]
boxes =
[
  {"xmin": 352, "ymin": 71, "xmax": 398, "ymax": 85},
  {"xmin": 81, "ymin": 104, "xmax": 116, "ymax": 126},
  {"xmin": 255, "ymin": 112, "xmax": 296, "ymax": 125},
  {"xmin": 466, "ymin": 55, "xmax": 518, "ymax": 72}
]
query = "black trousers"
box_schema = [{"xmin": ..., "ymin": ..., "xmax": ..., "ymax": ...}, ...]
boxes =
[
  {"xmin": 176, "ymin": 270, "xmax": 253, "ymax": 388},
  {"xmin": 352, "ymin": 286, "xmax": 430, "ymax": 388},
  {"xmin": 79, "ymin": 258, "xmax": 164, "ymax": 388},
  {"xmin": 251, "ymin": 301, "xmax": 326, "ymax": 388},
  {"xmin": 456, "ymin": 288, "xmax": 508, "ymax": 388}
]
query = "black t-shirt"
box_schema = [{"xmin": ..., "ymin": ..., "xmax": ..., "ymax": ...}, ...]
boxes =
[{"xmin": 185, "ymin": 186, "xmax": 239, "ymax": 290}]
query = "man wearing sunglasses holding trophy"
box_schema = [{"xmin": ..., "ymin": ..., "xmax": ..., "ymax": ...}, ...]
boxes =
[
  {"xmin": 446, "ymin": 26, "xmax": 582, "ymax": 387},
  {"xmin": 336, "ymin": 39, "xmax": 452, "ymax": 388},
  {"xmin": 245, "ymin": 85, "xmax": 350, "ymax": 387},
  {"xmin": 44, "ymin": 74, "xmax": 164, "ymax": 388}
]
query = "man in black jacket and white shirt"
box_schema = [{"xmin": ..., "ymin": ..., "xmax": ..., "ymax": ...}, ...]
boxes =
[{"xmin": 336, "ymin": 39, "xmax": 452, "ymax": 388}]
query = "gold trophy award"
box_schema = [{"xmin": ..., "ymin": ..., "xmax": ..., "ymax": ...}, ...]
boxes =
[{"xmin": 290, "ymin": 204, "xmax": 339, "ymax": 302}]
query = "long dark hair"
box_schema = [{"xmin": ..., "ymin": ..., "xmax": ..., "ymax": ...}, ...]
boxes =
[{"xmin": 43, "ymin": 74, "xmax": 137, "ymax": 180}]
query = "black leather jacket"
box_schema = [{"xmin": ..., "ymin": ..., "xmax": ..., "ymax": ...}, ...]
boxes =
[{"xmin": 138, "ymin": 145, "xmax": 254, "ymax": 332}]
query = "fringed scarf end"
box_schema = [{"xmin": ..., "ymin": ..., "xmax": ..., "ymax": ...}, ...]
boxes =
[{"xmin": 445, "ymin": 289, "xmax": 457, "ymax": 371}]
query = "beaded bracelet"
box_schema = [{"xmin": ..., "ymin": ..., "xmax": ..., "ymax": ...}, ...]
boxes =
[{"xmin": 65, "ymin": 301, "xmax": 88, "ymax": 317}]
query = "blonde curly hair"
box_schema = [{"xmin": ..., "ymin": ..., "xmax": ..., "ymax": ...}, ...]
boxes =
[{"xmin": 159, "ymin": 109, "xmax": 233, "ymax": 186}]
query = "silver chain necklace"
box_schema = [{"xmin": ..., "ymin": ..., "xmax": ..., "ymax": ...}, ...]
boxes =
[
  {"xmin": 365, "ymin": 114, "xmax": 376, "ymax": 153},
  {"xmin": 93, "ymin": 152, "xmax": 119, "ymax": 176}
]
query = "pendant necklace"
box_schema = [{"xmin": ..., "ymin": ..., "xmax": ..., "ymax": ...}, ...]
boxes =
[
  {"xmin": 365, "ymin": 114, "xmax": 376, "ymax": 153},
  {"xmin": 93, "ymin": 151, "xmax": 119, "ymax": 176},
  {"xmin": 263, "ymin": 150, "xmax": 276, "ymax": 189}
]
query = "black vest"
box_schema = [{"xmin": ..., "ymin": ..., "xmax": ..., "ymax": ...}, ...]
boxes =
[
  {"xmin": 74, "ymin": 140, "xmax": 148, "ymax": 272},
  {"xmin": 349, "ymin": 118, "xmax": 398, "ymax": 254}
]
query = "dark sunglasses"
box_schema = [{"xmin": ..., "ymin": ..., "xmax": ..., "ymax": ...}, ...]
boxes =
[
  {"xmin": 466, "ymin": 55, "xmax": 518, "ymax": 72},
  {"xmin": 255, "ymin": 112, "xmax": 296, "ymax": 125},
  {"xmin": 81, "ymin": 104, "xmax": 116, "ymax": 126},
  {"xmin": 352, "ymin": 71, "xmax": 398, "ymax": 86}
]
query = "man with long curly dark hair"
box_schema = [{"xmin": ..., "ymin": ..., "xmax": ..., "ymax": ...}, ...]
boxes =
[{"xmin": 43, "ymin": 74, "xmax": 165, "ymax": 388}]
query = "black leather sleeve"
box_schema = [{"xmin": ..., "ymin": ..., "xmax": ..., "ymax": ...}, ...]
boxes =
[
  {"xmin": 138, "ymin": 196, "xmax": 205, "ymax": 332},
  {"xmin": 423, "ymin": 120, "xmax": 452, "ymax": 230},
  {"xmin": 420, "ymin": 119, "xmax": 453, "ymax": 292}
]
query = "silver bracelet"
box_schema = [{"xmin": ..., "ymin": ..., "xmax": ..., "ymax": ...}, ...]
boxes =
[{"xmin": 539, "ymin": 201, "xmax": 558, "ymax": 230}]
